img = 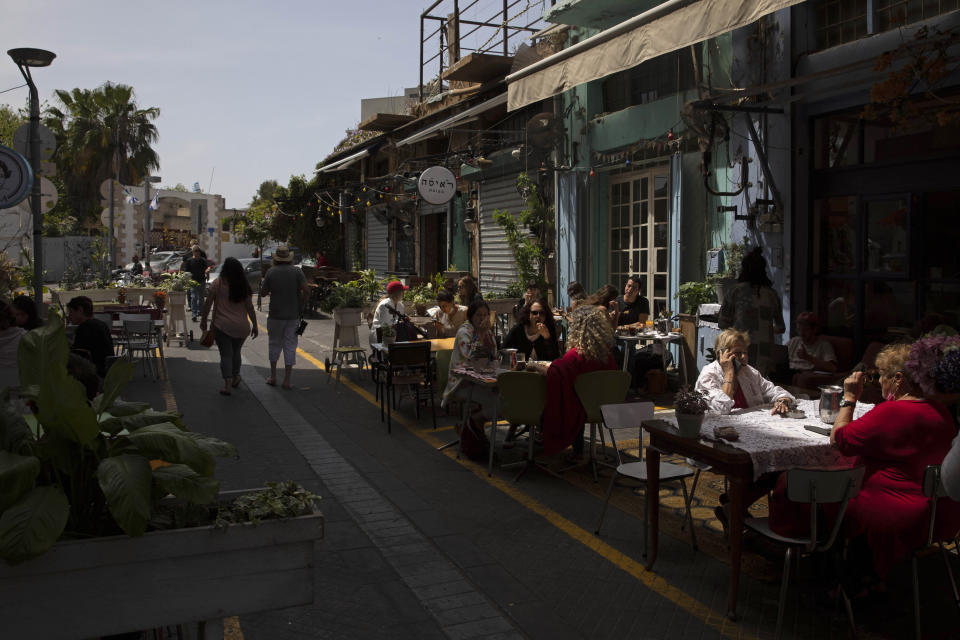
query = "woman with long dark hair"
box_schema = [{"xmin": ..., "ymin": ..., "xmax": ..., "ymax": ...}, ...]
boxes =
[
  {"xmin": 502, "ymin": 297, "xmax": 560, "ymax": 361},
  {"xmin": 11, "ymin": 295, "xmax": 42, "ymax": 331},
  {"xmin": 200, "ymin": 257, "xmax": 258, "ymax": 395},
  {"xmin": 457, "ymin": 275, "xmax": 483, "ymax": 307}
]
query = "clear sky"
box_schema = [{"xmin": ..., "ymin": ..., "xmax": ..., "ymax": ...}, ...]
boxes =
[{"xmin": 1, "ymin": 0, "xmax": 424, "ymax": 209}]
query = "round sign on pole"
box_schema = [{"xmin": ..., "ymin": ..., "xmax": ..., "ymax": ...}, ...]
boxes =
[
  {"xmin": 39, "ymin": 176, "xmax": 58, "ymax": 214},
  {"xmin": 417, "ymin": 166, "xmax": 457, "ymax": 205},
  {"xmin": 13, "ymin": 123, "xmax": 57, "ymax": 161},
  {"xmin": 0, "ymin": 144, "xmax": 34, "ymax": 209}
]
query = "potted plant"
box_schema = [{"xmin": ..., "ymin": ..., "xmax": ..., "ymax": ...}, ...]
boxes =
[
  {"xmin": 381, "ymin": 324, "xmax": 396, "ymax": 345},
  {"xmin": 404, "ymin": 282, "xmax": 431, "ymax": 316},
  {"xmin": 674, "ymin": 281, "xmax": 717, "ymax": 316},
  {"xmin": 673, "ymin": 386, "xmax": 709, "ymax": 438},
  {"xmin": 712, "ymin": 236, "xmax": 749, "ymax": 305},
  {"xmin": 152, "ymin": 289, "xmax": 167, "ymax": 311},
  {"xmin": 0, "ymin": 314, "xmax": 324, "ymax": 638}
]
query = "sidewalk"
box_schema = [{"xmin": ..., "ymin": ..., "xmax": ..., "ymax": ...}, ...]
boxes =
[{"xmin": 116, "ymin": 310, "xmax": 957, "ymax": 640}]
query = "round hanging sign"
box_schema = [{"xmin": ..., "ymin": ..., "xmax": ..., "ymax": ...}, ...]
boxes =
[
  {"xmin": 0, "ymin": 144, "xmax": 34, "ymax": 210},
  {"xmin": 417, "ymin": 166, "xmax": 457, "ymax": 205}
]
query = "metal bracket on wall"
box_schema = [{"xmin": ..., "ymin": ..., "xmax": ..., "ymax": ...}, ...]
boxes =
[
  {"xmin": 703, "ymin": 155, "xmax": 751, "ymax": 197},
  {"xmin": 742, "ymin": 113, "xmax": 784, "ymax": 215}
]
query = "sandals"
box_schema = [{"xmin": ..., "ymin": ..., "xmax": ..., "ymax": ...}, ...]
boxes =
[
  {"xmin": 265, "ymin": 378, "xmax": 277, "ymax": 386},
  {"xmin": 231, "ymin": 377, "xmax": 242, "ymax": 388}
]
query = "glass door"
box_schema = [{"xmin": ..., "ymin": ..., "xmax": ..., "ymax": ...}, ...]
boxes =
[{"xmin": 608, "ymin": 167, "xmax": 670, "ymax": 313}]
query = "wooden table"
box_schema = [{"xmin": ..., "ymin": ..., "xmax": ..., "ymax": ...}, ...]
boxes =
[{"xmin": 643, "ymin": 418, "xmax": 753, "ymax": 620}]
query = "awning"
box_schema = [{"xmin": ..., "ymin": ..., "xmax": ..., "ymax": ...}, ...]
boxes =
[
  {"xmin": 397, "ymin": 92, "xmax": 508, "ymax": 147},
  {"xmin": 314, "ymin": 148, "xmax": 370, "ymax": 173},
  {"xmin": 506, "ymin": 0, "xmax": 804, "ymax": 111}
]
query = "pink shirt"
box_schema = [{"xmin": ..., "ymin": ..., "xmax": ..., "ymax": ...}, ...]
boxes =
[{"xmin": 209, "ymin": 279, "xmax": 252, "ymax": 339}]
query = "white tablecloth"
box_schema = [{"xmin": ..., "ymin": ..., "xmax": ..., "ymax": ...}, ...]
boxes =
[{"xmin": 668, "ymin": 398, "xmax": 873, "ymax": 480}]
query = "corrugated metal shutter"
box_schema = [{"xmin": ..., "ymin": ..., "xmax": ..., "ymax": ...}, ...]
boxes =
[
  {"xmin": 366, "ymin": 210, "xmax": 389, "ymax": 273},
  {"xmin": 478, "ymin": 173, "xmax": 525, "ymax": 293}
]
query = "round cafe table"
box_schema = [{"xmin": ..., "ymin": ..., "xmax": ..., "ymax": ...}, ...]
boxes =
[{"xmin": 615, "ymin": 330, "xmax": 687, "ymax": 384}]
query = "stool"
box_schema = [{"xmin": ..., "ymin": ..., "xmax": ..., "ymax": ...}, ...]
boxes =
[{"xmin": 325, "ymin": 307, "xmax": 368, "ymax": 382}]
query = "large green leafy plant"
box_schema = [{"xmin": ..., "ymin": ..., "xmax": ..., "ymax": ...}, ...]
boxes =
[{"xmin": 0, "ymin": 312, "xmax": 236, "ymax": 564}]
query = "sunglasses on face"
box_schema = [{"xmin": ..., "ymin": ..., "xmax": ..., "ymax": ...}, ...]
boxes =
[{"xmin": 530, "ymin": 310, "xmax": 543, "ymax": 316}]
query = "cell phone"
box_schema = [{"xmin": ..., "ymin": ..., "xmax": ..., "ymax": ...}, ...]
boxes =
[
  {"xmin": 732, "ymin": 358, "xmax": 742, "ymax": 374},
  {"xmin": 804, "ymin": 424, "xmax": 831, "ymax": 437}
]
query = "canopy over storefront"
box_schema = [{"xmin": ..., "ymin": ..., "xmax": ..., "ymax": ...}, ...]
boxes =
[{"xmin": 506, "ymin": 0, "xmax": 803, "ymax": 111}]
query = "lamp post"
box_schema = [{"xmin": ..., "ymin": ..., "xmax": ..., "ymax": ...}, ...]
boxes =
[
  {"xmin": 7, "ymin": 47, "xmax": 55, "ymax": 304},
  {"xmin": 142, "ymin": 175, "xmax": 161, "ymax": 273}
]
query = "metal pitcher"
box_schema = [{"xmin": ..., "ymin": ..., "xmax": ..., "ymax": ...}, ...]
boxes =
[
  {"xmin": 818, "ymin": 385, "xmax": 843, "ymax": 424},
  {"xmin": 500, "ymin": 348, "xmax": 518, "ymax": 370}
]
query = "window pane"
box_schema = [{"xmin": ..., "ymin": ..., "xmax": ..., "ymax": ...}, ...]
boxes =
[
  {"xmin": 813, "ymin": 196, "xmax": 857, "ymax": 274},
  {"xmin": 654, "ymin": 274, "xmax": 667, "ymax": 298},
  {"xmin": 925, "ymin": 281, "xmax": 960, "ymax": 325},
  {"xmin": 633, "ymin": 202, "xmax": 640, "ymax": 226},
  {"xmin": 865, "ymin": 197, "xmax": 908, "ymax": 274},
  {"xmin": 632, "ymin": 250, "xmax": 640, "ymax": 273},
  {"xmin": 640, "ymin": 249, "xmax": 648, "ymax": 270},
  {"xmin": 654, "ymin": 175, "xmax": 668, "ymax": 198},
  {"xmin": 641, "ymin": 202, "xmax": 649, "ymax": 224},
  {"xmin": 654, "ymin": 223, "xmax": 668, "ymax": 247},
  {"xmin": 654, "ymin": 199, "xmax": 668, "ymax": 223},
  {"xmin": 656, "ymin": 249, "xmax": 667, "ymax": 272},
  {"xmin": 610, "ymin": 184, "xmax": 620, "ymax": 206},
  {"xmin": 813, "ymin": 279, "xmax": 857, "ymax": 338},
  {"xmin": 864, "ymin": 280, "xmax": 915, "ymax": 342},
  {"xmin": 632, "ymin": 227, "xmax": 639, "ymax": 249},
  {"xmin": 640, "ymin": 177, "xmax": 648, "ymax": 200},
  {"xmin": 641, "ymin": 227, "xmax": 649, "ymax": 249},
  {"xmin": 925, "ymin": 191, "xmax": 960, "ymax": 279}
]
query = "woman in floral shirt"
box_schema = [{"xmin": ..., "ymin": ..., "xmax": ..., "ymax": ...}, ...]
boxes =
[{"xmin": 441, "ymin": 300, "xmax": 498, "ymax": 428}]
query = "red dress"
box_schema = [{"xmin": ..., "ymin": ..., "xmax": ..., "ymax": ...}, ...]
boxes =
[
  {"xmin": 769, "ymin": 399, "xmax": 960, "ymax": 578},
  {"xmin": 541, "ymin": 347, "xmax": 617, "ymax": 455}
]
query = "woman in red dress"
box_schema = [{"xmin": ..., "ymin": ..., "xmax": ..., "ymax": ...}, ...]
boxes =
[
  {"xmin": 535, "ymin": 305, "xmax": 617, "ymax": 459},
  {"xmin": 769, "ymin": 343, "xmax": 960, "ymax": 581}
]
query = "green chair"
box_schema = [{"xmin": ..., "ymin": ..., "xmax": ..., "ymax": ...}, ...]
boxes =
[
  {"xmin": 493, "ymin": 371, "xmax": 547, "ymax": 478},
  {"xmin": 573, "ymin": 370, "xmax": 632, "ymax": 480}
]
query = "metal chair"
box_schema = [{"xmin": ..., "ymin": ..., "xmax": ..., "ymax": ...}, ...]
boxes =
[
  {"xmin": 744, "ymin": 466, "xmax": 865, "ymax": 640},
  {"xmin": 492, "ymin": 371, "xmax": 547, "ymax": 479},
  {"xmin": 573, "ymin": 370, "xmax": 632, "ymax": 481},
  {"xmin": 594, "ymin": 402, "xmax": 698, "ymax": 556},
  {"xmin": 122, "ymin": 318, "xmax": 164, "ymax": 380},
  {"xmin": 912, "ymin": 464, "xmax": 960, "ymax": 640},
  {"xmin": 115, "ymin": 313, "xmax": 151, "ymax": 360},
  {"xmin": 379, "ymin": 341, "xmax": 435, "ymax": 434}
]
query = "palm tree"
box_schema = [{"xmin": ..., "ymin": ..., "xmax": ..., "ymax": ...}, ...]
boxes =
[{"xmin": 44, "ymin": 82, "xmax": 160, "ymax": 226}]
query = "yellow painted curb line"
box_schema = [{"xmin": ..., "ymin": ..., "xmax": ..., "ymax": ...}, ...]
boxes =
[{"xmin": 287, "ymin": 336, "xmax": 747, "ymax": 639}]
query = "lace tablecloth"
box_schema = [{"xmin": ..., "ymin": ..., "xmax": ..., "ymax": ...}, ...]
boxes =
[{"xmin": 669, "ymin": 399, "xmax": 873, "ymax": 480}]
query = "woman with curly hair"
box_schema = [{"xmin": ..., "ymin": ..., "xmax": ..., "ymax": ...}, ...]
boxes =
[{"xmin": 537, "ymin": 305, "xmax": 617, "ymax": 459}]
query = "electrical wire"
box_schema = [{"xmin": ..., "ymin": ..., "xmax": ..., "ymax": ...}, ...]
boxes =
[{"xmin": 0, "ymin": 83, "xmax": 27, "ymax": 95}]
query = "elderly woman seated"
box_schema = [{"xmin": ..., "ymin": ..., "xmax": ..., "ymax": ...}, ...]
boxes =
[
  {"xmin": 696, "ymin": 328, "xmax": 794, "ymax": 415},
  {"xmin": 769, "ymin": 343, "xmax": 960, "ymax": 591}
]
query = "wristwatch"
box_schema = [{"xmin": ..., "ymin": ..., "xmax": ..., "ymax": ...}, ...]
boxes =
[{"xmin": 839, "ymin": 398, "xmax": 857, "ymax": 408}]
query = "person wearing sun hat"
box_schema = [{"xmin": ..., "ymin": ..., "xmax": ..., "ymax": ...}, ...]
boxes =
[
  {"xmin": 260, "ymin": 245, "xmax": 309, "ymax": 389},
  {"xmin": 370, "ymin": 280, "xmax": 408, "ymax": 344}
]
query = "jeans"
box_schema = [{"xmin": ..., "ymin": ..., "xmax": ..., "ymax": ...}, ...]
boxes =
[
  {"xmin": 214, "ymin": 328, "xmax": 245, "ymax": 379},
  {"xmin": 267, "ymin": 317, "xmax": 299, "ymax": 365},
  {"xmin": 188, "ymin": 283, "xmax": 206, "ymax": 317}
]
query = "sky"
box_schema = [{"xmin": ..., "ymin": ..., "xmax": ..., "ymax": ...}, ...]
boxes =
[{"xmin": 0, "ymin": 0, "xmax": 427, "ymax": 209}]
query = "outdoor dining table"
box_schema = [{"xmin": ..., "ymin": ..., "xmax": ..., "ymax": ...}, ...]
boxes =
[
  {"xmin": 641, "ymin": 398, "xmax": 873, "ymax": 620},
  {"xmin": 615, "ymin": 330, "xmax": 687, "ymax": 382},
  {"xmin": 370, "ymin": 337, "xmax": 455, "ymax": 355}
]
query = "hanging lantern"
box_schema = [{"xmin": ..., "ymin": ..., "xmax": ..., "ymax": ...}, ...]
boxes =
[
  {"xmin": 589, "ymin": 169, "xmax": 595, "ymax": 177},
  {"xmin": 667, "ymin": 129, "xmax": 674, "ymax": 141}
]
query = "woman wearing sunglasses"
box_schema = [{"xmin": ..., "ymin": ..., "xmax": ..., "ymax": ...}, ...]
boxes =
[
  {"xmin": 695, "ymin": 328, "xmax": 794, "ymax": 415},
  {"xmin": 502, "ymin": 297, "xmax": 560, "ymax": 362}
]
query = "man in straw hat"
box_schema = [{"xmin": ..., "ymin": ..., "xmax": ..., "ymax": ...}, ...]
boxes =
[{"xmin": 260, "ymin": 245, "xmax": 309, "ymax": 389}]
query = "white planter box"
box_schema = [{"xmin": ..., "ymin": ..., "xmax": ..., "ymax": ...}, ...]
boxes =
[{"xmin": 0, "ymin": 511, "xmax": 323, "ymax": 639}]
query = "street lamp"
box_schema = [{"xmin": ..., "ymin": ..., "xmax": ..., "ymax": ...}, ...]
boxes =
[
  {"xmin": 143, "ymin": 175, "xmax": 161, "ymax": 272},
  {"xmin": 8, "ymin": 47, "xmax": 55, "ymax": 304}
]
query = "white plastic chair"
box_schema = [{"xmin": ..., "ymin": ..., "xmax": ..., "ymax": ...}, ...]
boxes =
[
  {"xmin": 744, "ymin": 466, "xmax": 865, "ymax": 640},
  {"xmin": 912, "ymin": 464, "xmax": 960, "ymax": 640},
  {"xmin": 594, "ymin": 402, "xmax": 698, "ymax": 557}
]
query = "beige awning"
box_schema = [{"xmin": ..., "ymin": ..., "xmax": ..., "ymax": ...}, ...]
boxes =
[
  {"xmin": 506, "ymin": 0, "xmax": 804, "ymax": 111},
  {"xmin": 397, "ymin": 93, "xmax": 508, "ymax": 147},
  {"xmin": 314, "ymin": 148, "xmax": 370, "ymax": 173}
]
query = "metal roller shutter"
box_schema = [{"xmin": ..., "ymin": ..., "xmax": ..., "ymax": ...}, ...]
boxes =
[
  {"xmin": 478, "ymin": 173, "xmax": 525, "ymax": 292},
  {"xmin": 366, "ymin": 210, "xmax": 389, "ymax": 273}
]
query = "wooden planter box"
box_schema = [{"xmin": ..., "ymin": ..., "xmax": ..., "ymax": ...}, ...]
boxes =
[{"xmin": 0, "ymin": 511, "xmax": 323, "ymax": 639}]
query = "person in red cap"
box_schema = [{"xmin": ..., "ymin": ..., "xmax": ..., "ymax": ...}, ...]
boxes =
[
  {"xmin": 371, "ymin": 280, "xmax": 408, "ymax": 343},
  {"xmin": 787, "ymin": 311, "xmax": 837, "ymax": 373}
]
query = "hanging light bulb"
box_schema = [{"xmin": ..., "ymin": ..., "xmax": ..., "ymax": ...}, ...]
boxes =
[
  {"xmin": 366, "ymin": 200, "xmax": 371, "ymax": 206},
  {"xmin": 589, "ymin": 169, "xmax": 595, "ymax": 177},
  {"xmin": 667, "ymin": 129, "xmax": 675, "ymax": 141}
]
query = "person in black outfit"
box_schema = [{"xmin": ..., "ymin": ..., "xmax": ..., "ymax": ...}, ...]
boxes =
[
  {"xmin": 130, "ymin": 255, "xmax": 144, "ymax": 276},
  {"xmin": 180, "ymin": 245, "xmax": 210, "ymax": 321},
  {"xmin": 66, "ymin": 296, "xmax": 113, "ymax": 377},
  {"xmin": 614, "ymin": 275, "xmax": 650, "ymax": 328},
  {"xmin": 502, "ymin": 297, "xmax": 560, "ymax": 361},
  {"xmin": 11, "ymin": 295, "xmax": 43, "ymax": 331}
]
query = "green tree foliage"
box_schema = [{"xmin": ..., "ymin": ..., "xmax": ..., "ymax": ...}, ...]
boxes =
[
  {"xmin": 492, "ymin": 173, "xmax": 550, "ymax": 293},
  {"xmin": 255, "ymin": 176, "xmax": 342, "ymax": 264},
  {"xmin": 44, "ymin": 82, "xmax": 159, "ymax": 228},
  {"xmin": 231, "ymin": 200, "xmax": 275, "ymax": 259},
  {"xmin": 0, "ymin": 103, "xmax": 25, "ymax": 147}
]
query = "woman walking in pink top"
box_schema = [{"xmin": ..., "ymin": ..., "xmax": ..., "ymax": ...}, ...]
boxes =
[{"xmin": 200, "ymin": 257, "xmax": 258, "ymax": 395}]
